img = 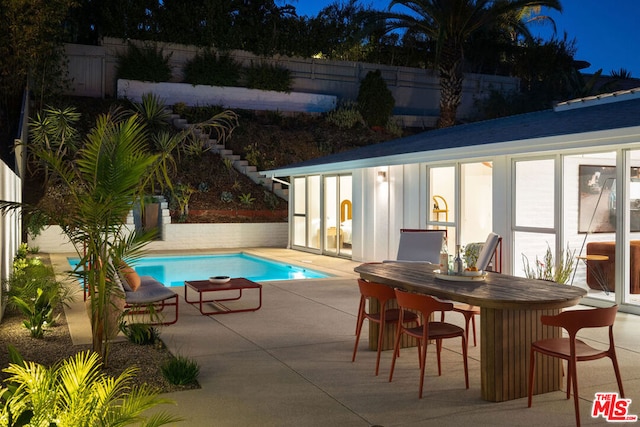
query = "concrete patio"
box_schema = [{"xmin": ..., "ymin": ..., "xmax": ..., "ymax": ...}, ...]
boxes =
[{"xmin": 50, "ymin": 248, "xmax": 640, "ymax": 426}]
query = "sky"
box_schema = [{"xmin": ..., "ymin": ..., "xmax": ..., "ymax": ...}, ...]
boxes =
[{"xmin": 291, "ymin": 0, "xmax": 640, "ymax": 78}]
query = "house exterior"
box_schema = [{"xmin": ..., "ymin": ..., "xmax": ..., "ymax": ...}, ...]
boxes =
[{"xmin": 263, "ymin": 88, "xmax": 640, "ymax": 314}]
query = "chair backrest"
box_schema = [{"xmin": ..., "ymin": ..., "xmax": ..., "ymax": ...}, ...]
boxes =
[
  {"xmin": 476, "ymin": 232, "xmax": 502, "ymax": 271},
  {"xmin": 357, "ymin": 279, "xmax": 396, "ymax": 306},
  {"xmin": 540, "ymin": 305, "xmax": 618, "ymax": 336},
  {"xmin": 396, "ymin": 229, "xmax": 445, "ymax": 263},
  {"xmin": 394, "ymin": 288, "xmax": 453, "ymax": 318}
]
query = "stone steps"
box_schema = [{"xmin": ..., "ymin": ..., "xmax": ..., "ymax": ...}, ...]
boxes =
[{"xmin": 168, "ymin": 113, "xmax": 288, "ymax": 200}]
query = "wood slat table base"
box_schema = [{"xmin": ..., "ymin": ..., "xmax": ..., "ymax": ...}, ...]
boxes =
[{"xmin": 481, "ymin": 307, "xmax": 561, "ymax": 402}]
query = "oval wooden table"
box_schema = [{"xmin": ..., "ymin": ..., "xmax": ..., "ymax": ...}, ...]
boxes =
[{"xmin": 354, "ymin": 261, "xmax": 587, "ymax": 402}]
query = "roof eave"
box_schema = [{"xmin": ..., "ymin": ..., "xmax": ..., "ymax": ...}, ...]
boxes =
[{"xmin": 262, "ymin": 126, "xmax": 640, "ymax": 178}]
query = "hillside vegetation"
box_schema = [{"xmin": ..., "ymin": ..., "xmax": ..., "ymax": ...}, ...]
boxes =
[{"xmin": 28, "ymin": 97, "xmax": 413, "ymax": 223}]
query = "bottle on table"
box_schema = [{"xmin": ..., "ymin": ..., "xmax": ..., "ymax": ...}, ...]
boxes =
[
  {"xmin": 454, "ymin": 244, "xmax": 463, "ymax": 274},
  {"xmin": 439, "ymin": 235, "xmax": 449, "ymax": 274}
]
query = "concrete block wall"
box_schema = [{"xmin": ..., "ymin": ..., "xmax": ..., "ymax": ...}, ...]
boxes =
[
  {"xmin": 29, "ymin": 223, "xmax": 288, "ymax": 253},
  {"xmin": 150, "ymin": 223, "xmax": 288, "ymax": 250}
]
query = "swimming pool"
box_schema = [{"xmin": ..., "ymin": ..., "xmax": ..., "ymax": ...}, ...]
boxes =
[{"xmin": 67, "ymin": 253, "xmax": 330, "ymax": 287}]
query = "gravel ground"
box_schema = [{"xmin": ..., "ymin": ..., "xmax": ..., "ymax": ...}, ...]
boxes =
[{"xmin": 0, "ymin": 305, "xmax": 199, "ymax": 393}]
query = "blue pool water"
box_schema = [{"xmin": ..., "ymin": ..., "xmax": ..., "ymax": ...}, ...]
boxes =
[{"xmin": 67, "ymin": 253, "xmax": 329, "ymax": 287}]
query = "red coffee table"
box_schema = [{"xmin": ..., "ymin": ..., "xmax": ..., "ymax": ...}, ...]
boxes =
[{"xmin": 184, "ymin": 278, "xmax": 262, "ymax": 315}]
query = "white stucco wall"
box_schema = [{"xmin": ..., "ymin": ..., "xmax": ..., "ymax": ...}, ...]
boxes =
[
  {"xmin": 117, "ymin": 80, "xmax": 337, "ymax": 113},
  {"xmin": 349, "ymin": 159, "xmax": 511, "ymax": 266}
]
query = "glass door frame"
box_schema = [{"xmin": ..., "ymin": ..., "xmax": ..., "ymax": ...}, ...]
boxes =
[{"xmin": 322, "ymin": 173, "xmax": 352, "ymax": 258}]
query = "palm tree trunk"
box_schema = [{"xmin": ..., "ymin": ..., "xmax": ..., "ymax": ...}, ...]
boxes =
[{"xmin": 437, "ymin": 42, "xmax": 464, "ymax": 129}]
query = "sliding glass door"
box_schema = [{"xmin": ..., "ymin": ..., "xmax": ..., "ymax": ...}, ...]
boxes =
[
  {"xmin": 324, "ymin": 175, "xmax": 352, "ymax": 257},
  {"xmin": 291, "ymin": 174, "xmax": 352, "ymax": 257}
]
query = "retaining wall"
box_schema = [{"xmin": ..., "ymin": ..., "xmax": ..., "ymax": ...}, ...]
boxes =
[{"xmin": 29, "ymin": 223, "xmax": 289, "ymax": 254}]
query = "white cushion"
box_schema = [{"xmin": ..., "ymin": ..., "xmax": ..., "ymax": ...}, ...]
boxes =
[{"xmin": 476, "ymin": 232, "xmax": 501, "ymax": 270}]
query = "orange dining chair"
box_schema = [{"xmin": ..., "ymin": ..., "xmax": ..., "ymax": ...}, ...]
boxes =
[
  {"xmin": 389, "ymin": 288, "xmax": 469, "ymax": 398},
  {"xmin": 352, "ymin": 279, "xmax": 419, "ymax": 376},
  {"xmin": 528, "ymin": 305, "xmax": 624, "ymax": 427}
]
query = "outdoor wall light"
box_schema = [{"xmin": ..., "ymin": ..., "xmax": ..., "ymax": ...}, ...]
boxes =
[{"xmin": 377, "ymin": 171, "xmax": 387, "ymax": 182}]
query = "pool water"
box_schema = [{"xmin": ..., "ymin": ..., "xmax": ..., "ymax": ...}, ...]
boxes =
[{"xmin": 68, "ymin": 253, "xmax": 329, "ymax": 287}]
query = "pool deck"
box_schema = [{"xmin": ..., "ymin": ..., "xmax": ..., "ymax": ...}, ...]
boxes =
[{"xmin": 50, "ymin": 248, "xmax": 640, "ymax": 426}]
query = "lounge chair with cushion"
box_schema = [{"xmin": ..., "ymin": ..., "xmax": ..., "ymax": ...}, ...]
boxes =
[{"xmin": 116, "ymin": 264, "xmax": 179, "ymax": 325}]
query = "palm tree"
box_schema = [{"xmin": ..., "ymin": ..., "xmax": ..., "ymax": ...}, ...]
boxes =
[
  {"xmin": 38, "ymin": 112, "xmax": 167, "ymax": 362},
  {"xmin": 378, "ymin": 0, "xmax": 562, "ymax": 128}
]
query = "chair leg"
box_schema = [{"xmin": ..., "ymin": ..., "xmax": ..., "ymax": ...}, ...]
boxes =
[
  {"xmin": 355, "ymin": 296, "xmax": 365, "ymax": 335},
  {"xmin": 351, "ymin": 316, "xmax": 365, "ymax": 363},
  {"xmin": 351, "ymin": 299, "xmax": 366, "ymax": 363},
  {"xmin": 354, "ymin": 296, "xmax": 365, "ymax": 336},
  {"xmin": 388, "ymin": 322, "xmax": 403, "ymax": 383},
  {"xmin": 610, "ymin": 353, "xmax": 626, "ymax": 398},
  {"xmin": 436, "ymin": 338, "xmax": 443, "ymax": 376},
  {"xmin": 374, "ymin": 316, "xmax": 386, "ymax": 376},
  {"xmin": 471, "ymin": 314, "xmax": 477, "ymax": 347},
  {"xmin": 566, "ymin": 360, "xmax": 573, "ymax": 400},
  {"xmin": 461, "ymin": 334, "xmax": 469, "ymax": 389},
  {"xmin": 418, "ymin": 337, "xmax": 427, "ymax": 398},
  {"xmin": 528, "ymin": 348, "xmax": 536, "ymax": 407},
  {"xmin": 569, "ymin": 358, "xmax": 580, "ymax": 427}
]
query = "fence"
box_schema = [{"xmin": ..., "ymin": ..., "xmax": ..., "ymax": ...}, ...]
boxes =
[
  {"xmin": 65, "ymin": 37, "xmax": 519, "ymax": 126},
  {"xmin": 0, "ymin": 159, "xmax": 21, "ymax": 322}
]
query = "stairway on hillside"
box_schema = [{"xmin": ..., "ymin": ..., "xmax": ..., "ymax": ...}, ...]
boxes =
[{"xmin": 168, "ymin": 113, "xmax": 289, "ymax": 201}]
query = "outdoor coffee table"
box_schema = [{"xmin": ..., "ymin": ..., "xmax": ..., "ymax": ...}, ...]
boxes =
[{"xmin": 184, "ymin": 278, "xmax": 262, "ymax": 315}]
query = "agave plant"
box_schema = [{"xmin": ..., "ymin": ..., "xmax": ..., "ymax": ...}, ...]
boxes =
[{"xmin": 0, "ymin": 348, "xmax": 181, "ymax": 426}]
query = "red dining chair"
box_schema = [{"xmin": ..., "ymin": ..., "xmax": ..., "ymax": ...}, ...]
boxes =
[
  {"xmin": 389, "ymin": 288, "xmax": 469, "ymax": 398},
  {"xmin": 528, "ymin": 305, "xmax": 624, "ymax": 427},
  {"xmin": 352, "ymin": 279, "xmax": 419, "ymax": 376}
]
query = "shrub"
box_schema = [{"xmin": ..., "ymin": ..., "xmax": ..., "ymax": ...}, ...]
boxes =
[
  {"xmin": 239, "ymin": 193, "xmax": 255, "ymax": 206},
  {"xmin": 245, "ymin": 62, "xmax": 292, "ymax": 92},
  {"xmin": 522, "ymin": 242, "xmax": 576, "ymax": 284},
  {"xmin": 183, "ymin": 51, "xmax": 241, "ymax": 87},
  {"xmin": 357, "ymin": 70, "xmax": 395, "ymax": 128},
  {"xmin": 263, "ymin": 191, "xmax": 281, "ymax": 210},
  {"xmin": 220, "ymin": 191, "xmax": 234, "ymax": 203},
  {"xmin": 161, "ymin": 355, "xmax": 200, "ymax": 386},
  {"xmin": 0, "ymin": 349, "xmax": 181, "ymax": 425},
  {"xmin": 326, "ymin": 101, "xmax": 365, "ymax": 129},
  {"xmin": 120, "ymin": 322, "xmax": 161, "ymax": 345},
  {"xmin": 116, "ymin": 43, "xmax": 172, "ymax": 82},
  {"xmin": 5, "ymin": 253, "xmax": 72, "ymax": 338},
  {"xmin": 385, "ymin": 118, "xmax": 403, "ymax": 137}
]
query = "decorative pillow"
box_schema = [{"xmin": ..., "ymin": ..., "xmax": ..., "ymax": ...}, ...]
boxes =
[{"xmin": 120, "ymin": 263, "xmax": 141, "ymax": 292}]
